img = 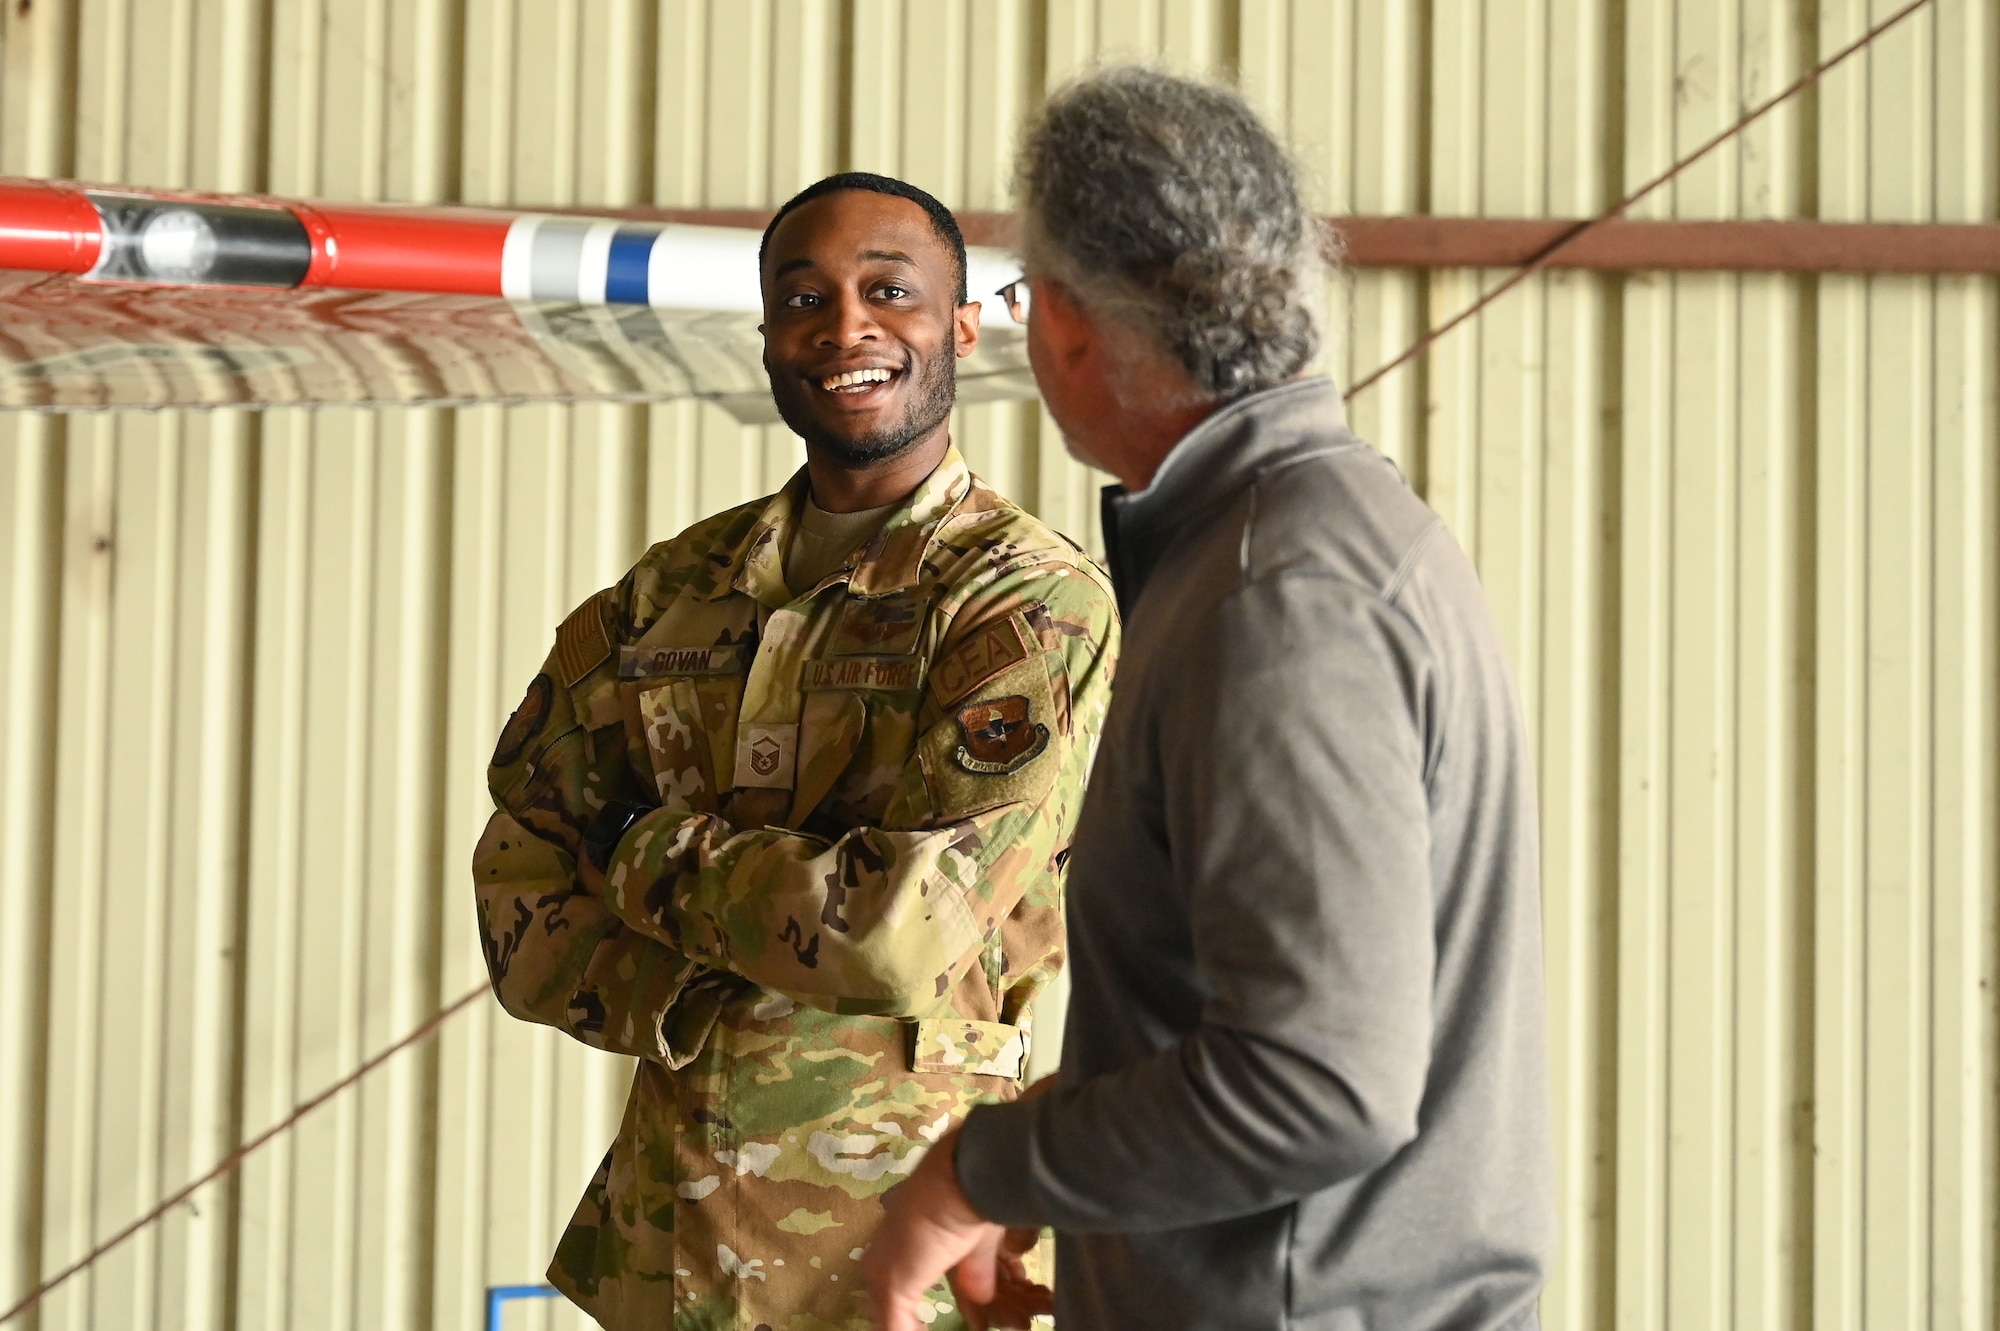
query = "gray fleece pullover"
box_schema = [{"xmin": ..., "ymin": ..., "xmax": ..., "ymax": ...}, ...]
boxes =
[{"xmin": 955, "ymin": 377, "xmax": 1556, "ymax": 1330}]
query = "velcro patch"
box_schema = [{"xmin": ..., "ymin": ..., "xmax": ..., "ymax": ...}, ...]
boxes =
[
  {"xmin": 552, "ymin": 592, "xmax": 613, "ymax": 686},
  {"xmin": 620, "ymin": 643, "xmax": 748, "ymax": 678},
  {"xmin": 928, "ymin": 615, "xmax": 1031, "ymax": 708},
  {"xmin": 491, "ymin": 673, "xmax": 553, "ymax": 770},
  {"xmin": 735, "ymin": 722, "xmax": 797, "ymax": 790},
  {"xmin": 833, "ymin": 592, "xmax": 924, "ymax": 654},
  {"xmin": 952, "ymin": 695, "xmax": 1049, "ymax": 775},
  {"xmin": 919, "ymin": 652, "xmax": 1063, "ymax": 820},
  {"xmin": 801, "ymin": 654, "xmax": 922, "ymax": 692}
]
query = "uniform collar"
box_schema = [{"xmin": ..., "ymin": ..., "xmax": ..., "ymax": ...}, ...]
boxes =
[{"xmin": 708, "ymin": 445, "xmax": 975, "ymax": 607}]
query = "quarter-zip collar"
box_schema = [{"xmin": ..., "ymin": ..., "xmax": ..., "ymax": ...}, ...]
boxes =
[{"xmin": 1101, "ymin": 376, "xmax": 1352, "ymax": 613}]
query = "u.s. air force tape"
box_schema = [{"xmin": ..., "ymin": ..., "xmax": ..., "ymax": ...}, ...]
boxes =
[{"xmin": 799, "ymin": 654, "xmax": 921, "ymax": 691}]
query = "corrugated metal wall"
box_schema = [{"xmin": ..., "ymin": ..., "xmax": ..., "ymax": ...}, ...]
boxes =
[{"xmin": 1, "ymin": 2, "xmax": 1994, "ymax": 1328}]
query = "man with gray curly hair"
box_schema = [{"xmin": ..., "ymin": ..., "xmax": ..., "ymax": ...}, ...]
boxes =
[{"xmin": 865, "ymin": 68, "xmax": 1555, "ymax": 1331}]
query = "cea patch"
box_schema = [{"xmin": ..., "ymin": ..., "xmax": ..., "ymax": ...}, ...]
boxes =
[
  {"xmin": 953, "ymin": 695, "xmax": 1048, "ymax": 774},
  {"xmin": 920, "ymin": 650, "xmax": 1065, "ymax": 820},
  {"xmin": 930, "ymin": 615, "xmax": 1031, "ymax": 708}
]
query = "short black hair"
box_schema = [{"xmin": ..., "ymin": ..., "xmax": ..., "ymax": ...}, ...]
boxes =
[{"xmin": 758, "ymin": 172, "xmax": 968, "ymax": 304}]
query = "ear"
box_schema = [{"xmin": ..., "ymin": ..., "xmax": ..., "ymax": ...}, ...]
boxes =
[
  {"xmin": 1035, "ymin": 279, "xmax": 1091, "ymax": 367},
  {"xmin": 953, "ymin": 299, "xmax": 982, "ymax": 359}
]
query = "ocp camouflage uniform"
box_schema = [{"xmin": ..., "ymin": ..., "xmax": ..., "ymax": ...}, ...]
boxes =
[{"xmin": 473, "ymin": 447, "xmax": 1118, "ymax": 1330}]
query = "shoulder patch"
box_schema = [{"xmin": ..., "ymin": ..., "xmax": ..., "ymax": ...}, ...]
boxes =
[
  {"xmin": 553, "ymin": 592, "xmax": 613, "ymax": 686},
  {"xmin": 918, "ymin": 651, "xmax": 1064, "ymax": 819},
  {"xmin": 952, "ymin": 695, "xmax": 1049, "ymax": 774},
  {"xmin": 929, "ymin": 615, "xmax": 1032, "ymax": 709},
  {"xmin": 491, "ymin": 673, "xmax": 554, "ymax": 769}
]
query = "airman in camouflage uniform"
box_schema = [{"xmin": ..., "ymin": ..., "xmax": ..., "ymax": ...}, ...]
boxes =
[{"xmin": 472, "ymin": 173, "xmax": 1118, "ymax": 1331}]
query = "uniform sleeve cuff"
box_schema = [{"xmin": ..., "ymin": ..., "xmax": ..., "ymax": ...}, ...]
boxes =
[
  {"xmin": 602, "ymin": 806, "xmax": 694, "ymax": 931},
  {"xmin": 954, "ymin": 1099, "xmax": 1049, "ymax": 1229}
]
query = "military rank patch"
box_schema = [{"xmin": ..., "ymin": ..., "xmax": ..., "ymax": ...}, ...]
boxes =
[
  {"xmin": 619, "ymin": 642, "xmax": 747, "ymax": 678},
  {"xmin": 734, "ymin": 722, "xmax": 797, "ymax": 789},
  {"xmin": 953, "ymin": 695, "xmax": 1048, "ymax": 775},
  {"xmin": 929, "ymin": 615, "xmax": 1031, "ymax": 708},
  {"xmin": 800, "ymin": 654, "xmax": 921, "ymax": 692},
  {"xmin": 492, "ymin": 673, "xmax": 553, "ymax": 769},
  {"xmin": 552, "ymin": 592, "xmax": 613, "ymax": 686}
]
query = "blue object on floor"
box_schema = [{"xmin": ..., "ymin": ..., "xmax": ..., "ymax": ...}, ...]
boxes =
[{"xmin": 485, "ymin": 1283, "xmax": 561, "ymax": 1331}]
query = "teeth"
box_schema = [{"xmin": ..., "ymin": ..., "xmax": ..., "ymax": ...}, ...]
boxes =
[{"xmin": 821, "ymin": 367, "xmax": 894, "ymax": 391}]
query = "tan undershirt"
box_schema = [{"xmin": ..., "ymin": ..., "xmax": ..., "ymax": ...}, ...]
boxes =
[{"xmin": 783, "ymin": 494, "xmax": 898, "ymax": 596}]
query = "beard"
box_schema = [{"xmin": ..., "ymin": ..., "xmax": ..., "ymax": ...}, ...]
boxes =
[{"xmin": 769, "ymin": 341, "xmax": 958, "ymax": 467}]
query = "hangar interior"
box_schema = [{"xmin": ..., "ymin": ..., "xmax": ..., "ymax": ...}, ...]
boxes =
[{"xmin": 0, "ymin": 1, "xmax": 1994, "ymax": 1329}]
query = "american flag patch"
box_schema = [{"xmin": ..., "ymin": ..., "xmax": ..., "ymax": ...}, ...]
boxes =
[{"xmin": 552, "ymin": 593, "xmax": 613, "ymax": 686}]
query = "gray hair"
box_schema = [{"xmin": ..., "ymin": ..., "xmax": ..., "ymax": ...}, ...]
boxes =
[{"xmin": 1016, "ymin": 67, "xmax": 1325, "ymax": 401}]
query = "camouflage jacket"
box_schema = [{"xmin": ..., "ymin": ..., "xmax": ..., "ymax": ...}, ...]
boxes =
[{"xmin": 472, "ymin": 447, "xmax": 1118, "ymax": 1330}]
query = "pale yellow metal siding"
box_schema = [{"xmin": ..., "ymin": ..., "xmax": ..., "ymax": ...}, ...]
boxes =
[
  {"xmin": 1810, "ymin": 6, "xmax": 1997, "ymax": 1329},
  {"xmin": 1, "ymin": 423, "xmax": 57, "ymax": 1327},
  {"xmin": 1, "ymin": 3, "xmax": 1996, "ymax": 1330},
  {"xmin": 1411, "ymin": 6, "xmax": 1618, "ymax": 1328},
  {"xmin": 1612, "ymin": 2, "xmax": 1812, "ymax": 1321}
]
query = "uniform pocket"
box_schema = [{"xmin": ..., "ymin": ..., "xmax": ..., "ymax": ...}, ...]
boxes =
[
  {"xmin": 637, "ymin": 678, "xmax": 723, "ymax": 812},
  {"xmin": 789, "ymin": 689, "xmax": 867, "ymax": 826},
  {"xmin": 910, "ymin": 1018, "xmax": 1028, "ymax": 1080},
  {"xmin": 496, "ymin": 722, "xmax": 588, "ymax": 833},
  {"xmin": 689, "ymin": 674, "xmax": 745, "ymax": 790}
]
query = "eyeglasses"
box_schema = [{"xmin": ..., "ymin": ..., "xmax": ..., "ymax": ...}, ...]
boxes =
[{"xmin": 997, "ymin": 279, "xmax": 1031, "ymax": 325}]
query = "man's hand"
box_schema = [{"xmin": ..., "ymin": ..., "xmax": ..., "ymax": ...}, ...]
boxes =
[
  {"xmin": 863, "ymin": 1127, "xmax": 1052, "ymax": 1331},
  {"xmin": 948, "ymin": 1227, "xmax": 1051, "ymax": 1331}
]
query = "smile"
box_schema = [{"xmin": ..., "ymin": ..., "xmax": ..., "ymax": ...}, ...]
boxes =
[{"xmin": 820, "ymin": 367, "xmax": 897, "ymax": 393}]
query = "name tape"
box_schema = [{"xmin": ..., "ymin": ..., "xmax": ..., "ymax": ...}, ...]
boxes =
[{"xmin": 620, "ymin": 643, "xmax": 748, "ymax": 679}]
